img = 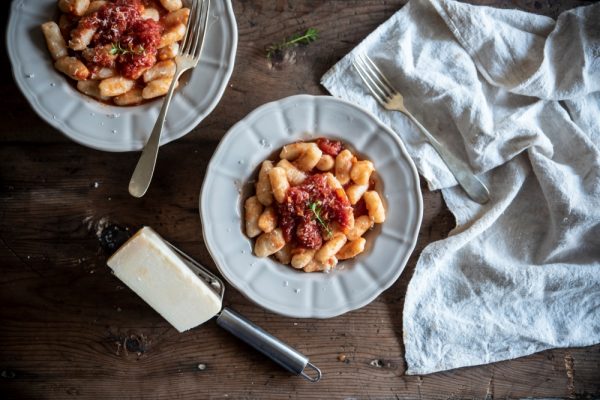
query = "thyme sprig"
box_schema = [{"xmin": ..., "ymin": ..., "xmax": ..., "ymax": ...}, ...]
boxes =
[
  {"xmin": 309, "ymin": 200, "xmax": 332, "ymax": 238},
  {"xmin": 110, "ymin": 42, "xmax": 145, "ymax": 56},
  {"xmin": 266, "ymin": 27, "xmax": 319, "ymax": 59}
]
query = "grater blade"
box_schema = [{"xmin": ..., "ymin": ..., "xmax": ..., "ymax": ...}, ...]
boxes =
[{"xmin": 166, "ymin": 241, "xmax": 225, "ymax": 304}]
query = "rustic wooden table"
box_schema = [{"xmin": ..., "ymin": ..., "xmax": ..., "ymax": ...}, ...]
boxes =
[{"xmin": 1, "ymin": 0, "xmax": 599, "ymax": 399}]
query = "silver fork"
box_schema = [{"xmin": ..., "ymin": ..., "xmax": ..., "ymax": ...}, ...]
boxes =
[
  {"xmin": 352, "ymin": 53, "xmax": 490, "ymax": 204},
  {"xmin": 129, "ymin": 0, "xmax": 211, "ymax": 198}
]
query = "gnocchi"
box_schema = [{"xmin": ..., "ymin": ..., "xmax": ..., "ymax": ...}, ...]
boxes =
[
  {"xmin": 276, "ymin": 159, "xmax": 307, "ymax": 186},
  {"xmin": 256, "ymin": 161, "xmax": 274, "ymax": 206},
  {"xmin": 143, "ymin": 60, "xmax": 176, "ymax": 83},
  {"xmin": 89, "ymin": 67, "xmax": 116, "ymax": 80},
  {"xmin": 142, "ymin": 77, "xmax": 177, "ymax": 99},
  {"xmin": 114, "ymin": 87, "xmax": 143, "ymax": 106},
  {"xmin": 59, "ymin": 0, "xmax": 90, "ymax": 16},
  {"xmin": 85, "ymin": 1, "xmax": 107, "ymax": 15},
  {"xmin": 254, "ymin": 229, "xmax": 285, "ymax": 258},
  {"xmin": 294, "ymin": 143, "xmax": 322, "ymax": 172},
  {"xmin": 160, "ymin": 0, "xmax": 183, "ymax": 12},
  {"xmin": 244, "ymin": 196, "xmax": 263, "ymax": 238},
  {"xmin": 364, "ymin": 191, "xmax": 386, "ymax": 224},
  {"xmin": 274, "ymin": 244, "xmax": 292, "ymax": 265},
  {"xmin": 335, "ymin": 149, "xmax": 354, "ymax": 185},
  {"xmin": 291, "ymin": 248, "xmax": 316, "ymax": 270},
  {"xmin": 269, "ymin": 167, "xmax": 290, "ymax": 204},
  {"xmin": 337, "ymin": 237, "xmax": 366, "ymax": 260},
  {"xmin": 41, "ymin": 22, "xmax": 68, "ymax": 61},
  {"xmin": 76, "ymin": 79, "xmax": 109, "ymax": 100},
  {"xmin": 163, "ymin": 8, "xmax": 191, "ymax": 26},
  {"xmin": 42, "ymin": 0, "xmax": 187, "ymax": 106},
  {"xmin": 316, "ymin": 154, "xmax": 335, "ymax": 171},
  {"xmin": 99, "ymin": 76, "xmax": 135, "ymax": 97},
  {"xmin": 54, "ymin": 56, "xmax": 89, "ymax": 80},
  {"xmin": 244, "ymin": 138, "xmax": 386, "ymax": 273},
  {"xmin": 159, "ymin": 23, "xmax": 186, "ymax": 49},
  {"xmin": 257, "ymin": 207, "xmax": 278, "ymax": 233},
  {"xmin": 141, "ymin": 7, "xmax": 160, "ymax": 21}
]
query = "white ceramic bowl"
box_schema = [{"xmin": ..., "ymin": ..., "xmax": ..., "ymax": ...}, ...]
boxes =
[
  {"xmin": 200, "ymin": 95, "xmax": 423, "ymax": 318},
  {"xmin": 7, "ymin": 0, "xmax": 237, "ymax": 152}
]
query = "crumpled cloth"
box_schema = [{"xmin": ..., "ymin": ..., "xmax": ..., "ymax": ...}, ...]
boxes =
[{"xmin": 321, "ymin": 0, "xmax": 600, "ymax": 374}]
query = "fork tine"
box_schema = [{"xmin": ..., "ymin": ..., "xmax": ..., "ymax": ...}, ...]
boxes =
[
  {"xmin": 190, "ymin": 0, "xmax": 210, "ymax": 59},
  {"xmin": 357, "ymin": 53, "xmax": 394, "ymax": 99},
  {"xmin": 179, "ymin": 0, "xmax": 198, "ymax": 54},
  {"xmin": 353, "ymin": 55, "xmax": 389, "ymax": 103},
  {"xmin": 356, "ymin": 55, "xmax": 389, "ymax": 100},
  {"xmin": 183, "ymin": 0, "xmax": 200, "ymax": 56},
  {"xmin": 352, "ymin": 58, "xmax": 387, "ymax": 107},
  {"xmin": 362, "ymin": 53, "xmax": 398, "ymax": 96}
]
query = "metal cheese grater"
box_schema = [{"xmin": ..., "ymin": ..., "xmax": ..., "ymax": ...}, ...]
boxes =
[{"xmin": 167, "ymin": 242, "xmax": 322, "ymax": 382}]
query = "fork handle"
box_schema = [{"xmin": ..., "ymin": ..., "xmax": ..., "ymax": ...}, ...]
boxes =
[
  {"xmin": 128, "ymin": 69, "xmax": 184, "ymax": 198},
  {"xmin": 402, "ymin": 110, "xmax": 490, "ymax": 204}
]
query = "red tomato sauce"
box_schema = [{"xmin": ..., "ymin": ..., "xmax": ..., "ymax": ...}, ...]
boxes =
[
  {"xmin": 79, "ymin": 0, "xmax": 163, "ymax": 79},
  {"xmin": 316, "ymin": 138, "xmax": 343, "ymax": 157},
  {"xmin": 277, "ymin": 160, "xmax": 354, "ymax": 249}
]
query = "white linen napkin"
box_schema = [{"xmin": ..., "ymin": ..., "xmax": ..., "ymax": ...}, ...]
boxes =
[{"xmin": 321, "ymin": 0, "xmax": 600, "ymax": 375}]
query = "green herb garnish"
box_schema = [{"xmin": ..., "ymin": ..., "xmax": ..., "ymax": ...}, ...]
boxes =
[
  {"xmin": 266, "ymin": 27, "xmax": 319, "ymax": 60},
  {"xmin": 309, "ymin": 200, "xmax": 332, "ymax": 238},
  {"xmin": 110, "ymin": 42, "xmax": 145, "ymax": 56}
]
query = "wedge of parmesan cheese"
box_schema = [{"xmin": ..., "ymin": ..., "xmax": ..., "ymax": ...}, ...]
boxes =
[{"xmin": 107, "ymin": 227, "xmax": 222, "ymax": 332}]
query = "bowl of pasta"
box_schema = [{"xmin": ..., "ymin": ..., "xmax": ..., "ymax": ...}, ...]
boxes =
[
  {"xmin": 200, "ymin": 95, "xmax": 423, "ymax": 318},
  {"xmin": 7, "ymin": 0, "xmax": 237, "ymax": 152}
]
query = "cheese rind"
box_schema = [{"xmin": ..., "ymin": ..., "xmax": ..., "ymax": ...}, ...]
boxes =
[{"xmin": 107, "ymin": 227, "xmax": 222, "ymax": 332}]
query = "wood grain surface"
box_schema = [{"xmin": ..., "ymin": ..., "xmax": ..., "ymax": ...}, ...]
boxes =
[{"xmin": 1, "ymin": 0, "xmax": 599, "ymax": 399}]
